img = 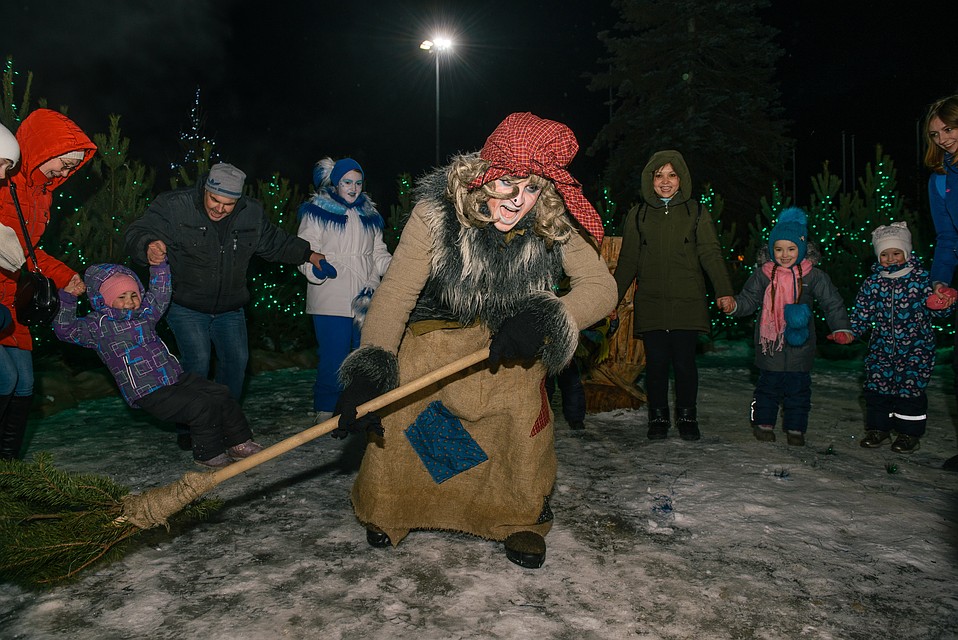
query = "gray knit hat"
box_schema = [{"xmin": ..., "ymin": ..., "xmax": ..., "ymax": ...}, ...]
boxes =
[{"xmin": 205, "ymin": 163, "xmax": 246, "ymax": 199}]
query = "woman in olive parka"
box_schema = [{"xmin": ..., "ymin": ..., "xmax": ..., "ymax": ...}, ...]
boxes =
[{"xmin": 613, "ymin": 150, "xmax": 734, "ymax": 440}]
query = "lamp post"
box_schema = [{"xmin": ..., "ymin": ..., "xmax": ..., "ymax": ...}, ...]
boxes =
[{"xmin": 420, "ymin": 36, "xmax": 453, "ymax": 166}]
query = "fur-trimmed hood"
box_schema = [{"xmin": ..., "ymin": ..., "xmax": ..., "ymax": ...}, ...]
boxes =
[
  {"xmin": 297, "ymin": 187, "xmax": 382, "ymax": 232},
  {"xmin": 83, "ymin": 263, "xmax": 147, "ymax": 320}
]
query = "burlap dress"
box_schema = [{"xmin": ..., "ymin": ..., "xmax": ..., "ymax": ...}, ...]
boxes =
[{"xmin": 348, "ymin": 198, "xmax": 618, "ymax": 545}]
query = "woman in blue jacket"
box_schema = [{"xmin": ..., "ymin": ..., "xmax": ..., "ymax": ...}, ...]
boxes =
[{"xmin": 924, "ymin": 94, "xmax": 958, "ymax": 471}]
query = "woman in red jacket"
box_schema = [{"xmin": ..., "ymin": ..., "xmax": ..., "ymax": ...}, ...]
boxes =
[{"xmin": 0, "ymin": 109, "xmax": 95, "ymax": 459}]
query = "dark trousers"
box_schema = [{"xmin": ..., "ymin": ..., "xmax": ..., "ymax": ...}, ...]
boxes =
[
  {"xmin": 137, "ymin": 373, "xmax": 252, "ymax": 461},
  {"xmin": 641, "ymin": 330, "xmax": 699, "ymax": 409},
  {"xmin": 545, "ymin": 360, "xmax": 585, "ymax": 423},
  {"xmin": 864, "ymin": 390, "xmax": 927, "ymax": 437},
  {"xmin": 751, "ymin": 369, "xmax": 812, "ymax": 432}
]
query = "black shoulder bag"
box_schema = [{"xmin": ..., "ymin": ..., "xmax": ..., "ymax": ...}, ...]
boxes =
[{"xmin": 9, "ymin": 182, "xmax": 60, "ymax": 325}]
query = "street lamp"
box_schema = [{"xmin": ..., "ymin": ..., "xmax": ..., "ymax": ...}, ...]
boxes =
[{"xmin": 420, "ymin": 36, "xmax": 453, "ymax": 165}]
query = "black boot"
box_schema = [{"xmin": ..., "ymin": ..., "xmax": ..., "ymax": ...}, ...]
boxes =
[
  {"xmin": 647, "ymin": 406, "xmax": 670, "ymax": 440},
  {"xmin": 504, "ymin": 531, "xmax": 546, "ymax": 568},
  {"xmin": 365, "ymin": 524, "xmax": 392, "ymax": 548},
  {"xmin": 0, "ymin": 395, "xmax": 32, "ymax": 460},
  {"xmin": 676, "ymin": 406, "xmax": 701, "ymax": 441}
]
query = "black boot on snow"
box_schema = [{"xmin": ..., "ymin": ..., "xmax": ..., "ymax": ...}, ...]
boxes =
[
  {"xmin": 647, "ymin": 407, "xmax": 670, "ymax": 440},
  {"xmin": 504, "ymin": 531, "xmax": 546, "ymax": 569},
  {"xmin": 676, "ymin": 406, "xmax": 701, "ymax": 441}
]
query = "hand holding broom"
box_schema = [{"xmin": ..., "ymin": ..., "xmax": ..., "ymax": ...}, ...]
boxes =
[{"xmin": 1, "ymin": 348, "xmax": 490, "ymax": 587}]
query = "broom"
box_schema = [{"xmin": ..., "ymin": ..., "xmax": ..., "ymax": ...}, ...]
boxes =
[{"xmin": 0, "ymin": 347, "xmax": 490, "ymax": 588}]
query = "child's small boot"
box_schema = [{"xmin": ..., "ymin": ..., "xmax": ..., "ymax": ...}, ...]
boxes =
[
  {"xmin": 891, "ymin": 434, "xmax": 920, "ymax": 454},
  {"xmin": 195, "ymin": 452, "xmax": 233, "ymax": 469},
  {"xmin": 752, "ymin": 424, "xmax": 776, "ymax": 442},
  {"xmin": 647, "ymin": 407, "xmax": 670, "ymax": 440},
  {"xmin": 785, "ymin": 430, "xmax": 806, "ymax": 447},
  {"xmin": 860, "ymin": 430, "xmax": 891, "ymax": 448},
  {"xmin": 228, "ymin": 439, "xmax": 264, "ymax": 460},
  {"xmin": 675, "ymin": 407, "xmax": 700, "ymax": 441}
]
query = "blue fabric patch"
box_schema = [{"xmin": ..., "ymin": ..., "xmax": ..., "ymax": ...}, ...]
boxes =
[{"xmin": 405, "ymin": 401, "xmax": 488, "ymax": 484}]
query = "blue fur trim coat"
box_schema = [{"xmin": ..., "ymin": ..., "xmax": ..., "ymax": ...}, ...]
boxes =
[
  {"xmin": 296, "ymin": 190, "xmax": 391, "ymax": 318},
  {"xmin": 53, "ymin": 263, "xmax": 184, "ymax": 407},
  {"xmin": 849, "ymin": 257, "xmax": 948, "ymax": 397}
]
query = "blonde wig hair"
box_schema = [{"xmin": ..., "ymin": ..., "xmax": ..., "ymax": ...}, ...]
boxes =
[{"xmin": 444, "ymin": 152, "xmax": 575, "ymax": 247}]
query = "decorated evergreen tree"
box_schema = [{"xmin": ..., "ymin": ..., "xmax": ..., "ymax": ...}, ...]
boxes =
[
  {"xmin": 246, "ymin": 174, "xmax": 310, "ymax": 353},
  {"xmin": 58, "ymin": 115, "xmax": 154, "ymax": 269},
  {"xmin": 0, "ymin": 56, "xmax": 33, "ymax": 131},
  {"xmin": 384, "ymin": 172, "xmax": 413, "ymax": 251},
  {"xmin": 169, "ymin": 87, "xmax": 216, "ymax": 189}
]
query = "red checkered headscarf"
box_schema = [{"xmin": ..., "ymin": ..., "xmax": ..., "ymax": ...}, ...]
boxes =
[{"xmin": 469, "ymin": 112, "xmax": 605, "ymax": 242}]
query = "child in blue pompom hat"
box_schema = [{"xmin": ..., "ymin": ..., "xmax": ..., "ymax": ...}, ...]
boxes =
[{"xmin": 723, "ymin": 207, "xmax": 852, "ymax": 446}]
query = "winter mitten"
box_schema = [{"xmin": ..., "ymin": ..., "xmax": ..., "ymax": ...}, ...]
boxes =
[
  {"xmin": 826, "ymin": 331, "xmax": 854, "ymax": 345},
  {"xmin": 311, "ymin": 259, "xmax": 338, "ymax": 280},
  {"xmin": 783, "ymin": 303, "xmax": 811, "ymax": 346},
  {"xmin": 489, "ymin": 309, "xmax": 546, "ymax": 367},
  {"xmin": 332, "ymin": 372, "xmax": 384, "ymax": 439},
  {"xmin": 926, "ymin": 287, "xmax": 957, "ymax": 310},
  {"xmin": 0, "ymin": 304, "xmax": 10, "ymax": 332}
]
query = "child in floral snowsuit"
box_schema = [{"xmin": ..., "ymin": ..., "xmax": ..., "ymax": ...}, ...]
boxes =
[{"xmin": 847, "ymin": 222, "xmax": 950, "ymax": 453}]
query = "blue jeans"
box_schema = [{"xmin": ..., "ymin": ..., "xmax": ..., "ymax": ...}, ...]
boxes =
[
  {"xmin": 0, "ymin": 346, "xmax": 34, "ymax": 397},
  {"xmin": 166, "ymin": 303, "xmax": 249, "ymax": 402},
  {"xmin": 312, "ymin": 315, "xmax": 360, "ymax": 412}
]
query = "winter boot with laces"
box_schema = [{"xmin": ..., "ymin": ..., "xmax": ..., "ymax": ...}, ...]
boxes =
[
  {"xmin": 647, "ymin": 407, "xmax": 670, "ymax": 440},
  {"xmin": 675, "ymin": 407, "xmax": 701, "ymax": 441}
]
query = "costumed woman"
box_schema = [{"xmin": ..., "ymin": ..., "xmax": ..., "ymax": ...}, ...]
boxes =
[
  {"xmin": 0, "ymin": 109, "xmax": 95, "ymax": 459},
  {"xmin": 334, "ymin": 112, "xmax": 618, "ymax": 568},
  {"xmin": 297, "ymin": 157, "xmax": 391, "ymax": 421}
]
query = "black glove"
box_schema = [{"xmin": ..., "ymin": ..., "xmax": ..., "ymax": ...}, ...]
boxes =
[
  {"xmin": 332, "ymin": 372, "xmax": 385, "ymax": 439},
  {"xmin": 489, "ymin": 309, "xmax": 545, "ymax": 368}
]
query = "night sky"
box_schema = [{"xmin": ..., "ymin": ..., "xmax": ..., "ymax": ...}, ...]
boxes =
[{"xmin": 1, "ymin": 1, "xmax": 952, "ymax": 211}]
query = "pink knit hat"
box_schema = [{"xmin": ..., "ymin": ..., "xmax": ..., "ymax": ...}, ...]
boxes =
[{"xmin": 100, "ymin": 273, "xmax": 139, "ymax": 306}]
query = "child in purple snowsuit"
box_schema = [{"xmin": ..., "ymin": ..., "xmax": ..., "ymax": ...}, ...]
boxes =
[{"xmin": 53, "ymin": 261, "xmax": 262, "ymax": 468}]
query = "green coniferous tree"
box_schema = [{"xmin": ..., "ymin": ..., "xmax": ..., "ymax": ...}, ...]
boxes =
[
  {"xmin": 385, "ymin": 172, "xmax": 414, "ymax": 251},
  {"xmin": 247, "ymin": 174, "xmax": 311, "ymax": 353},
  {"xmin": 59, "ymin": 115, "xmax": 154, "ymax": 268},
  {"xmin": 589, "ymin": 0, "xmax": 791, "ymax": 226},
  {"xmin": 0, "ymin": 56, "xmax": 33, "ymax": 130}
]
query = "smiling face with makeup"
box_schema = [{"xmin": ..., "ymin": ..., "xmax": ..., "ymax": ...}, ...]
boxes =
[{"xmin": 486, "ymin": 176, "xmax": 542, "ymax": 233}]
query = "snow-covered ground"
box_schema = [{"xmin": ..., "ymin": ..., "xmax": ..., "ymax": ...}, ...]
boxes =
[{"xmin": 1, "ymin": 341, "xmax": 957, "ymax": 640}]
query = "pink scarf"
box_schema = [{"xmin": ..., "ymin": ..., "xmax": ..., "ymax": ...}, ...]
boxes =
[{"xmin": 759, "ymin": 259, "xmax": 812, "ymax": 354}]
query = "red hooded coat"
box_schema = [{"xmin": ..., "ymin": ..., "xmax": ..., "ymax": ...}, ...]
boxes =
[{"xmin": 0, "ymin": 109, "xmax": 96, "ymax": 349}]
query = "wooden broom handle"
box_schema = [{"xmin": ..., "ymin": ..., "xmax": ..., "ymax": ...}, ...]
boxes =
[{"xmin": 210, "ymin": 347, "xmax": 490, "ymax": 483}]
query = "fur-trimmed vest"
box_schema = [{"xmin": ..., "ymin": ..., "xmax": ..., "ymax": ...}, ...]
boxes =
[
  {"xmin": 408, "ymin": 168, "xmax": 566, "ymax": 332},
  {"xmin": 338, "ymin": 166, "xmax": 613, "ymax": 393}
]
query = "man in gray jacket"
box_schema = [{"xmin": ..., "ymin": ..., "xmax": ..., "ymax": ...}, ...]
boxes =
[{"xmin": 125, "ymin": 163, "xmax": 324, "ymax": 448}]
